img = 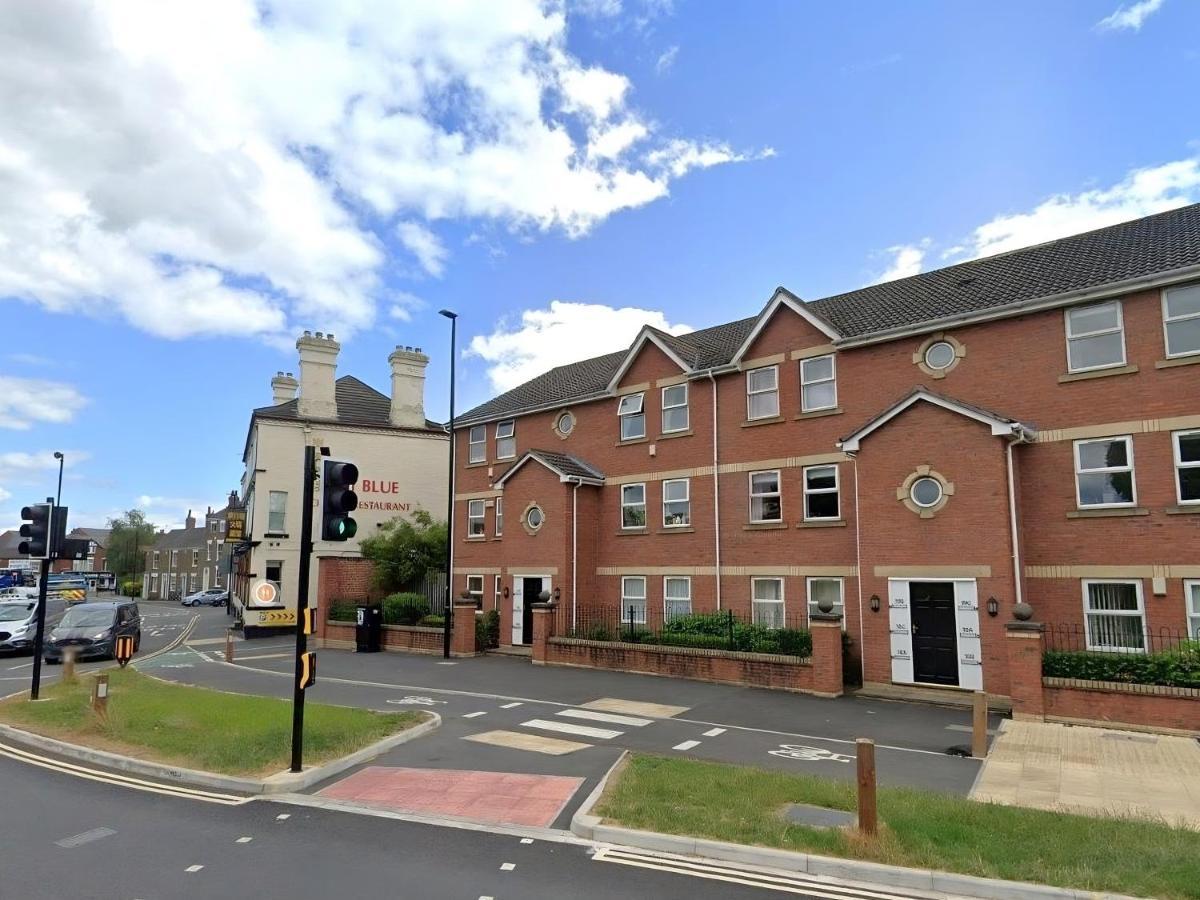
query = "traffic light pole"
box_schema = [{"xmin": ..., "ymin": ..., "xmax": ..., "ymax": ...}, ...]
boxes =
[
  {"xmin": 290, "ymin": 444, "xmax": 317, "ymax": 773},
  {"xmin": 29, "ymin": 557, "xmax": 51, "ymax": 701}
]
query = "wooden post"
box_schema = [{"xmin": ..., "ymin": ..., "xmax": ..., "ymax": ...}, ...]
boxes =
[
  {"xmin": 225, "ymin": 628, "xmax": 235, "ymax": 663},
  {"xmin": 856, "ymin": 738, "xmax": 877, "ymax": 836},
  {"xmin": 972, "ymin": 691, "xmax": 989, "ymax": 759},
  {"xmin": 91, "ymin": 672, "xmax": 109, "ymax": 721},
  {"xmin": 62, "ymin": 647, "xmax": 78, "ymax": 684}
]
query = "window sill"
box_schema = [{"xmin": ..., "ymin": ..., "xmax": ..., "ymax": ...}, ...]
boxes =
[
  {"xmin": 795, "ymin": 407, "xmax": 842, "ymax": 420},
  {"xmin": 1057, "ymin": 364, "xmax": 1139, "ymax": 384},
  {"xmin": 1066, "ymin": 507, "xmax": 1149, "ymax": 519},
  {"xmin": 657, "ymin": 526, "xmax": 696, "ymax": 534},
  {"xmin": 465, "ymin": 535, "xmax": 488, "ymax": 542},
  {"xmin": 1156, "ymin": 355, "xmax": 1200, "ymax": 370},
  {"xmin": 658, "ymin": 430, "xmax": 693, "ymax": 440},
  {"xmin": 797, "ymin": 519, "xmax": 847, "ymax": 528},
  {"xmin": 465, "ymin": 461, "xmax": 490, "ymax": 469},
  {"xmin": 490, "ymin": 536, "xmax": 503, "ymax": 541},
  {"xmin": 493, "ymin": 457, "xmax": 517, "ymax": 465},
  {"xmin": 615, "ymin": 528, "xmax": 648, "ymax": 536},
  {"xmin": 1165, "ymin": 505, "xmax": 1200, "ymax": 515},
  {"xmin": 615, "ymin": 436, "xmax": 649, "ymax": 447},
  {"xmin": 744, "ymin": 521, "xmax": 787, "ymax": 530},
  {"xmin": 741, "ymin": 416, "xmax": 784, "ymax": 428}
]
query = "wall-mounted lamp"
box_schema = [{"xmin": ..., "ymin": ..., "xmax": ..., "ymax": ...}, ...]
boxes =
[
  {"xmin": 553, "ymin": 587, "xmax": 561, "ymax": 601},
  {"xmin": 986, "ymin": 596, "xmax": 999, "ymax": 617},
  {"xmin": 503, "ymin": 586, "xmax": 510, "ymax": 599},
  {"xmin": 869, "ymin": 594, "xmax": 881, "ymax": 612}
]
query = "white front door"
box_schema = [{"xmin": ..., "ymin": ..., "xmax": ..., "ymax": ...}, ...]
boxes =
[
  {"xmin": 512, "ymin": 576, "xmax": 550, "ymax": 645},
  {"xmin": 512, "ymin": 579, "xmax": 524, "ymax": 644},
  {"xmin": 888, "ymin": 578, "xmax": 982, "ymax": 690}
]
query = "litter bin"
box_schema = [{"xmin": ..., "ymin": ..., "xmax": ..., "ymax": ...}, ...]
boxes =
[{"xmin": 356, "ymin": 604, "xmax": 382, "ymax": 652}]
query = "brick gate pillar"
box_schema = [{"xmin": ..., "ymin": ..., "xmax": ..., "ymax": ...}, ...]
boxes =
[
  {"xmin": 451, "ymin": 600, "xmax": 479, "ymax": 657},
  {"xmin": 1005, "ymin": 621, "xmax": 1046, "ymax": 720},
  {"xmin": 809, "ymin": 613, "xmax": 844, "ymax": 697},
  {"xmin": 531, "ymin": 602, "xmax": 558, "ymax": 665}
]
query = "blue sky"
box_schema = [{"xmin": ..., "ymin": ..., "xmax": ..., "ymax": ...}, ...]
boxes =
[{"xmin": 2, "ymin": 0, "xmax": 1198, "ymax": 532}]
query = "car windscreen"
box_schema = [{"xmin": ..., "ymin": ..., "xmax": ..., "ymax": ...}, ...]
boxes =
[
  {"xmin": 0, "ymin": 604, "xmax": 34, "ymax": 622},
  {"xmin": 58, "ymin": 608, "xmax": 115, "ymax": 629}
]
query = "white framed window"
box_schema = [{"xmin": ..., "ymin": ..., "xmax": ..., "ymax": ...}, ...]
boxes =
[
  {"xmin": 1073, "ymin": 436, "xmax": 1136, "ymax": 508},
  {"xmin": 662, "ymin": 478, "xmax": 691, "ymax": 527},
  {"xmin": 170, "ymin": 550, "xmax": 179, "ymax": 568},
  {"xmin": 661, "ymin": 384, "xmax": 689, "ymax": 433},
  {"xmin": 495, "ymin": 420, "xmax": 516, "ymax": 459},
  {"xmin": 191, "ymin": 549, "xmax": 199, "ymax": 567},
  {"xmin": 468, "ymin": 425, "xmax": 486, "ymax": 463},
  {"xmin": 746, "ymin": 365, "xmax": 779, "ymax": 420},
  {"xmin": 1184, "ymin": 580, "xmax": 1200, "ymax": 641},
  {"xmin": 152, "ymin": 551, "xmax": 159, "ymax": 569},
  {"xmin": 494, "ymin": 575, "xmax": 503, "ymax": 611},
  {"xmin": 803, "ymin": 465, "xmax": 840, "ymax": 520},
  {"xmin": 189, "ymin": 573, "xmax": 198, "ymax": 592},
  {"xmin": 1162, "ymin": 282, "xmax": 1200, "ymax": 358},
  {"xmin": 664, "ymin": 577, "xmax": 692, "ymax": 620},
  {"xmin": 467, "ymin": 499, "xmax": 486, "ymax": 537},
  {"xmin": 621, "ymin": 483, "xmax": 647, "ymax": 528},
  {"xmin": 800, "ymin": 354, "xmax": 837, "ymax": 412},
  {"xmin": 267, "ymin": 490, "xmax": 287, "ymax": 533},
  {"xmin": 206, "ymin": 541, "xmax": 213, "ymax": 562},
  {"xmin": 467, "ymin": 575, "xmax": 484, "ymax": 610},
  {"xmin": 618, "ymin": 393, "xmax": 646, "ymax": 441},
  {"xmin": 1083, "ymin": 580, "xmax": 1145, "ymax": 652},
  {"xmin": 1065, "ymin": 300, "xmax": 1126, "ymax": 372},
  {"xmin": 150, "ymin": 573, "xmax": 158, "ymax": 590},
  {"xmin": 748, "ymin": 470, "xmax": 782, "ymax": 522},
  {"xmin": 621, "ymin": 576, "xmax": 647, "ymax": 624},
  {"xmin": 807, "ymin": 577, "xmax": 845, "ymax": 628},
  {"xmin": 1173, "ymin": 430, "xmax": 1200, "ymax": 504},
  {"xmin": 751, "ymin": 577, "xmax": 784, "ymax": 628},
  {"xmin": 495, "ymin": 497, "xmax": 504, "ymax": 536}
]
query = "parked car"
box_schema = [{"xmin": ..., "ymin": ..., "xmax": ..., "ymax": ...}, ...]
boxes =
[
  {"xmin": 43, "ymin": 600, "xmax": 141, "ymax": 663},
  {"xmin": 181, "ymin": 588, "xmax": 228, "ymax": 607},
  {"xmin": 0, "ymin": 598, "xmax": 67, "ymax": 654}
]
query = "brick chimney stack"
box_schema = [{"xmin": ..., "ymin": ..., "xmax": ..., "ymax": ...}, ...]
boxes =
[
  {"xmin": 185, "ymin": 510, "xmax": 196, "ymax": 530},
  {"xmin": 388, "ymin": 345, "xmax": 430, "ymax": 428},
  {"xmin": 296, "ymin": 331, "xmax": 340, "ymax": 419},
  {"xmin": 271, "ymin": 371, "xmax": 299, "ymax": 405}
]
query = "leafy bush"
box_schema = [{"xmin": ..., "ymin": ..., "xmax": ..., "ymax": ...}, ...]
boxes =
[
  {"xmin": 418, "ymin": 614, "xmax": 445, "ymax": 628},
  {"xmin": 120, "ymin": 578, "xmax": 142, "ymax": 598},
  {"xmin": 661, "ymin": 613, "xmax": 731, "ymax": 638},
  {"xmin": 1043, "ymin": 642, "xmax": 1200, "ymax": 689},
  {"xmin": 328, "ymin": 600, "xmax": 357, "ymax": 622},
  {"xmin": 655, "ymin": 632, "xmax": 730, "ymax": 651},
  {"xmin": 382, "ymin": 593, "xmax": 429, "ymax": 625},
  {"xmin": 476, "ymin": 609, "xmax": 500, "ymax": 649}
]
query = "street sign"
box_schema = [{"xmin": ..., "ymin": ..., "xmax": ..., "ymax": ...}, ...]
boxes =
[
  {"xmin": 225, "ymin": 509, "xmax": 247, "ymax": 542},
  {"xmin": 250, "ymin": 580, "xmax": 280, "ymax": 607},
  {"xmin": 251, "ymin": 609, "xmax": 296, "ymax": 627},
  {"xmin": 114, "ymin": 635, "xmax": 135, "ymax": 667}
]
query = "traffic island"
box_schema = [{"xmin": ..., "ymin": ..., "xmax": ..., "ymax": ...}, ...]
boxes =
[
  {"xmin": 576, "ymin": 754, "xmax": 1200, "ymax": 900},
  {"xmin": 0, "ymin": 668, "xmax": 437, "ymax": 793}
]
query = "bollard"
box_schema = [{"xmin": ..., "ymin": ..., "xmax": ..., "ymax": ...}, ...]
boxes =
[
  {"xmin": 972, "ymin": 691, "xmax": 989, "ymax": 759},
  {"xmin": 225, "ymin": 628, "xmax": 235, "ymax": 663},
  {"xmin": 91, "ymin": 672, "xmax": 109, "ymax": 721},
  {"xmin": 62, "ymin": 647, "xmax": 78, "ymax": 684},
  {"xmin": 856, "ymin": 738, "xmax": 877, "ymax": 836}
]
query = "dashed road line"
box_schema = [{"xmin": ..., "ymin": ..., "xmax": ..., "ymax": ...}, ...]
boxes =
[
  {"xmin": 462, "ymin": 711, "xmax": 487, "ymax": 719},
  {"xmin": 185, "ymin": 865, "xmax": 204, "ymax": 873},
  {"xmin": 236, "ymin": 836, "xmax": 253, "ymax": 843},
  {"xmin": 500, "ymin": 701, "xmax": 523, "ymax": 709},
  {"xmin": 55, "ymin": 827, "xmax": 116, "ymax": 848},
  {"xmin": 703, "ymin": 728, "xmax": 726, "ymax": 737},
  {"xmin": 500, "ymin": 862, "xmax": 515, "ymax": 871},
  {"xmin": 673, "ymin": 740, "xmax": 701, "ymax": 751},
  {"xmin": 276, "ymin": 813, "xmax": 290, "ymax": 820}
]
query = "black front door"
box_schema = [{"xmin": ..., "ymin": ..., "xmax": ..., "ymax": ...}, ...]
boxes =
[
  {"xmin": 910, "ymin": 582, "xmax": 958, "ymax": 686},
  {"xmin": 520, "ymin": 578, "xmax": 541, "ymax": 645}
]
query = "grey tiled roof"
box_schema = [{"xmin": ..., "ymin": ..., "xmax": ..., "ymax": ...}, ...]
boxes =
[
  {"xmin": 253, "ymin": 375, "xmax": 443, "ymax": 433},
  {"xmin": 68, "ymin": 528, "xmax": 111, "ymax": 547},
  {"xmin": 151, "ymin": 526, "xmax": 207, "ymax": 551},
  {"xmin": 458, "ymin": 203, "xmax": 1200, "ymax": 424},
  {"xmin": 496, "ymin": 449, "xmax": 605, "ymax": 484},
  {"xmin": 839, "ymin": 385, "xmax": 1023, "ymax": 447}
]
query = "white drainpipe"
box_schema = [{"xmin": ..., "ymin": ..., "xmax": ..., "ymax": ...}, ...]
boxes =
[
  {"xmin": 705, "ymin": 370, "xmax": 722, "ymax": 610},
  {"xmin": 571, "ymin": 478, "xmax": 581, "ymax": 630},
  {"xmin": 1006, "ymin": 438, "xmax": 1024, "ymax": 608},
  {"xmin": 849, "ymin": 451, "xmax": 866, "ymax": 685}
]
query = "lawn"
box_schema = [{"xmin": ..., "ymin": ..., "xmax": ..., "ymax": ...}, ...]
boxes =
[
  {"xmin": 0, "ymin": 669, "xmax": 426, "ymax": 777},
  {"xmin": 597, "ymin": 755, "xmax": 1200, "ymax": 900}
]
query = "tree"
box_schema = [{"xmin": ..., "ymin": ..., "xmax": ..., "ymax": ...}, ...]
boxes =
[
  {"xmin": 106, "ymin": 509, "xmax": 158, "ymax": 580},
  {"xmin": 358, "ymin": 509, "xmax": 447, "ymax": 593}
]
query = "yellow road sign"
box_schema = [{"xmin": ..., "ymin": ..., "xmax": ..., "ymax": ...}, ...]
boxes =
[{"xmin": 253, "ymin": 609, "xmax": 296, "ymax": 627}]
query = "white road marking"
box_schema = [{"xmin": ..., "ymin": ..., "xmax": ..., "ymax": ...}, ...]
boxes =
[
  {"xmin": 703, "ymin": 728, "xmax": 726, "ymax": 737},
  {"xmin": 7, "ymin": 662, "xmax": 33, "ymax": 670},
  {"xmin": 436, "ymin": 661, "xmax": 457, "ymax": 666},
  {"xmin": 236, "ymin": 653, "xmax": 290, "ymax": 661},
  {"xmin": 236, "ymin": 836, "xmax": 253, "ymax": 843},
  {"xmin": 386, "ymin": 696, "xmax": 445, "ymax": 706},
  {"xmin": 522, "ymin": 718, "xmax": 622, "ymax": 740},
  {"xmin": 462, "ymin": 711, "xmax": 487, "ymax": 718},
  {"xmin": 500, "ymin": 862, "xmax": 515, "ymax": 871},
  {"xmin": 673, "ymin": 740, "xmax": 701, "ymax": 751},
  {"xmin": 945, "ymin": 724, "xmax": 997, "ymax": 736},
  {"xmin": 520, "ymin": 838, "xmax": 534, "ymax": 844},
  {"xmin": 464, "ymin": 730, "xmax": 590, "ymax": 755},
  {"xmin": 500, "ymin": 701, "xmax": 523, "ymax": 708},
  {"xmin": 769, "ymin": 744, "xmax": 854, "ymax": 763},
  {"xmin": 556, "ymin": 708, "xmax": 651, "ymax": 727},
  {"xmin": 276, "ymin": 814, "xmax": 290, "ymax": 820},
  {"xmin": 185, "ymin": 865, "xmax": 204, "ymax": 873},
  {"xmin": 55, "ymin": 827, "xmax": 116, "ymax": 848}
]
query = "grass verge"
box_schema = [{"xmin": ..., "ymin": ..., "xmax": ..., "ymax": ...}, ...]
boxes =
[
  {"xmin": 0, "ymin": 668, "xmax": 426, "ymax": 777},
  {"xmin": 597, "ymin": 755, "xmax": 1200, "ymax": 899}
]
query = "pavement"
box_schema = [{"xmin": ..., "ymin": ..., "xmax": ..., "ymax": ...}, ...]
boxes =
[{"xmin": 970, "ymin": 719, "xmax": 1200, "ymax": 829}]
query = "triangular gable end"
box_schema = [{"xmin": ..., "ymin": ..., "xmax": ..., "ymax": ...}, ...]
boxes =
[
  {"xmin": 838, "ymin": 388, "xmax": 1034, "ymax": 452},
  {"xmin": 494, "ymin": 451, "xmax": 604, "ymax": 488},
  {"xmin": 730, "ymin": 287, "xmax": 841, "ymax": 365},
  {"xmin": 605, "ymin": 326, "xmax": 693, "ymax": 393}
]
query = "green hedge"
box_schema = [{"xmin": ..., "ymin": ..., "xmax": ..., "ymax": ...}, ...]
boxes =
[
  {"xmin": 1043, "ymin": 642, "xmax": 1200, "ymax": 689},
  {"xmin": 570, "ymin": 612, "xmax": 813, "ymax": 658},
  {"xmin": 382, "ymin": 593, "xmax": 429, "ymax": 625},
  {"xmin": 476, "ymin": 609, "xmax": 500, "ymax": 649},
  {"xmin": 329, "ymin": 600, "xmax": 357, "ymax": 622},
  {"xmin": 418, "ymin": 614, "xmax": 445, "ymax": 628}
]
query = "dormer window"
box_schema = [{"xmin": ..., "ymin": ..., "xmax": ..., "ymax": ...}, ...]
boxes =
[
  {"xmin": 618, "ymin": 393, "xmax": 646, "ymax": 440},
  {"xmin": 661, "ymin": 384, "xmax": 689, "ymax": 433},
  {"xmin": 800, "ymin": 355, "xmax": 837, "ymax": 412},
  {"xmin": 495, "ymin": 420, "xmax": 516, "ymax": 459},
  {"xmin": 746, "ymin": 366, "xmax": 779, "ymax": 420}
]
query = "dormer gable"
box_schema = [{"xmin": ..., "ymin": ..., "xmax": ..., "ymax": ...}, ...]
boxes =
[
  {"xmin": 730, "ymin": 287, "xmax": 841, "ymax": 366},
  {"xmin": 606, "ymin": 325, "xmax": 693, "ymax": 393},
  {"xmin": 838, "ymin": 387, "xmax": 1035, "ymax": 452}
]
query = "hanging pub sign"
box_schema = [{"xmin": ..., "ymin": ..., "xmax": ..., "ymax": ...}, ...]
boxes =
[{"xmin": 225, "ymin": 509, "xmax": 247, "ymax": 542}]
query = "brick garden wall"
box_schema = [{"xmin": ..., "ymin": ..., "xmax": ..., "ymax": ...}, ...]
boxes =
[
  {"xmin": 1042, "ymin": 679, "xmax": 1199, "ymax": 734},
  {"xmin": 322, "ymin": 620, "xmax": 444, "ymax": 654}
]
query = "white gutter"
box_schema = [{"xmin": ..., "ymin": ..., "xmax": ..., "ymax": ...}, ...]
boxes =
[
  {"xmin": 848, "ymin": 452, "xmax": 866, "ymax": 685},
  {"xmin": 705, "ymin": 370, "xmax": 722, "ymax": 610},
  {"xmin": 1006, "ymin": 439, "xmax": 1024, "ymax": 609}
]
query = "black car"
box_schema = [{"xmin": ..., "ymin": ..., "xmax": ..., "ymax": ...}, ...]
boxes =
[{"xmin": 43, "ymin": 600, "xmax": 141, "ymax": 663}]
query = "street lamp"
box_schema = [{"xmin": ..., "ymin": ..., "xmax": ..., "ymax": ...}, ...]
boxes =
[
  {"xmin": 52, "ymin": 451, "xmax": 63, "ymax": 505},
  {"xmin": 439, "ymin": 309, "xmax": 458, "ymax": 660}
]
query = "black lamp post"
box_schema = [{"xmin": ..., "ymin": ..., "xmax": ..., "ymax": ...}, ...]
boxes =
[
  {"xmin": 52, "ymin": 451, "xmax": 64, "ymax": 505},
  {"xmin": 439, "ymin": 308, "xmax": 458, "ymax": 659}
]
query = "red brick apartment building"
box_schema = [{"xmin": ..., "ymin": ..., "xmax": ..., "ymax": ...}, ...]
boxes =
[{"xmin": 451, "ymin": 205, "xmax": 1200, "ymax": 700}]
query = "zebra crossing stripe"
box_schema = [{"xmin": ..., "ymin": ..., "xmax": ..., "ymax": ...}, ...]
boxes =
[
  {"xmin": 521, "ymin": 719, "xmax": 623, "ymax": 740},
  {"xmin": 556, "ymin": 709, "xmax": 651, "ymax": 727}
]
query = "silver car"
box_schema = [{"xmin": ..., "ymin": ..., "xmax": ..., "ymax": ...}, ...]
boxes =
[{"xmin": 0, "ymin": 599, "xmax": 67, "ymax": 653}]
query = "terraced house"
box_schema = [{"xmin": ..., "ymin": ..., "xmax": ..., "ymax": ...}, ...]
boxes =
[{"xmin": 451, "ymin": 204, "xmax": 1200, "ymax": 703}]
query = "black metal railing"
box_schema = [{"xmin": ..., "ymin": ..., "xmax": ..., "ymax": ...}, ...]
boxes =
[
  {"xmin": 559, "ymin": 605, "xmax": 813, "ymax": 659},
  {"xmin": 1042, "ymin": 623, "xmax": 1200, "ymax": 690}
]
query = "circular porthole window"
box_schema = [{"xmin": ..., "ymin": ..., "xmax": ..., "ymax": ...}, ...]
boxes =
[
  {"xmin": 923, "ymin": 341, "xmax": 956, "ymax": 371},
  {"xmin": 525, "ymin": 505, "xmax": 544, "ymax": 531},
  {"xmin": 555, "ymin": 411, "xmax": 575, "ymax": 437},
  {"xmin": 910, "ymin": 477, "xmax": 944, "ymax": 508}
]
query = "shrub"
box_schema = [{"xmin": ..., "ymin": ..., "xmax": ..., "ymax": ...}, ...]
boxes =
[
  {"xmin": 1043, "ymin": 644, "xmax": 1200, "ymax": 689},
  {"xmin": 476, "ymin": 609, "xmax": 500, "ymax": 649},
  {"xmin": 418, "ymin": 614, "xmax": 445, "ymax": 628},
  {"xmin": 661, "ymin": 613, "xmax": 731, "ymax": 638},
  {"xmin": 775, "ymin": 628, "xmax": 814, "ymax": 658},
  {"xmin": 328, "ymin": 600, "xmax": 357, "ymax": 622},
  {"xmin": 120, "ymin": 578, "xmax": 142, "ymax": 598},
  {"xmin": 655, "ymin": 632, "xmax": 729, "ymax": 651},
  {"xmin": 382, "ymin": 593, "xmax": 429, "ymax": 625}
]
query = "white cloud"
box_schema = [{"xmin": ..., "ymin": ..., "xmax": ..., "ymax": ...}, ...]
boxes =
[
  {"xmin": 0, "ymin": 450, "xmax": 89, "ymax": 522},
  {"xmin": 588, "ymin": 120, "xmax": 651, "ymax": 161},
  {"xmin": 0, "ymin": 0, "xmax": 764, "ymax": 343},
  {"xmin": 389, "ymin": 291, "xmax": 425, "ymax": 322},
  {"xmin": 0, "ymin": 377, "xmax": 87, "ymax": 430},
  {"xmin": 655, "ymin": 45, "xmax": 679, "ymax": 74},
  {"xmin": 0, "ymin": 486, "xmax": 10, "ymax": 503},
  {"xmin": 396, "ymin": 223, "xmax": 448, "ymax": 277},
  {"xmin": 872, "ymin": 241, "xmax": 930, "ymax": 284},
  {"xmin": 1097, "ymin": 0, "xmax": 1165, "ymax": 31},
  {"xmin": 572, "ymin": 0, "xmax": 622, "ymax": 16},
  {"xmin": 468, "ymin": 300, "xmax": 692, "ymax": 392}
]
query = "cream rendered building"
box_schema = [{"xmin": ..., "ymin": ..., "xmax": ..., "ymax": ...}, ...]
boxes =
[{"xmin": 237, "ymin": 332, "xmax": 448, "ymax": 632}]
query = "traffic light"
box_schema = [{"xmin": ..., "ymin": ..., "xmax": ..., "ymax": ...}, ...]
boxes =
[
  {"xmin": 321, "ymin": 460, "xmax": 358, "ymax": 541},
  {"xmin": 301, "ymin": 607, "xmax": 316, "ymax": 636},
  {"xmin": 18, "ymin": 503, "xmax": 53, "ymax": 559},
  {"xmin": 299, "ymin": 651, "xmax": 316, "ymax": 689}
]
